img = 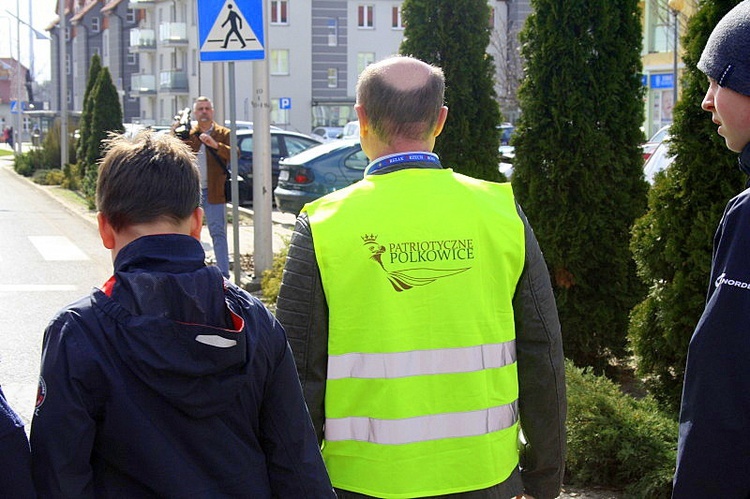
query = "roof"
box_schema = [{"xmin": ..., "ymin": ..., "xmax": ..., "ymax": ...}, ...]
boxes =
[
  {"xmin": 71, "ymin": 0, "xmax": 101, "ymax": 23},
  {"xmin": 101, "ymin": 0, "xmax": 125, "ymax": 14}
]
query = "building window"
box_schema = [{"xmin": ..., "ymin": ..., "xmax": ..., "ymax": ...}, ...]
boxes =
[
  {"xmin": 65, "ymin": 26, "xmax": 71, "ymax": 41},
  {"xmin": 65, "ymin": 53, "xmax": 71, "ymax": 75},
  {"xmin": 126, "ymin": 8, "xmax": 136, "ymax": 23},
  {"xmin": 358, "ymin": 5, "xmax": 374, "ymax": 29},
  {"xmin": 328, "ymin": 18, "xmax": 338, "ymax": 46},
  {"xmin": 92, "ymin": 47, "xmax": 101, "ymax": 58},
  {"xmin": 91, "ymin": 16, "xmax": 100, "ymax": 33},
  {"xmin": 327, "ymin": 68, "xmax": 338, "ymax": 88},
  {"xmin": 127, "ymin": 53, "xmax": 137, "ymax": 65},
  {"xmin": 357, "ymin": 52, "xmax": 375, "ymax": 75},
  {"xmin": 270, "ymin": 49, "xmax": 289, "ymax": 75},
  {"xmin": 270, "ymin": 0, "xmax": 288, "ymax": 25},
  {"xmin": 392, "ymin": 5, "xmax": 404, "ymax": 29}
]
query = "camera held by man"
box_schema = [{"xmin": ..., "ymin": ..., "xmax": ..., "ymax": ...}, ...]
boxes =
[{"xmin": 172, "ymin": 107, "xmax": 193, "ymax": 140}]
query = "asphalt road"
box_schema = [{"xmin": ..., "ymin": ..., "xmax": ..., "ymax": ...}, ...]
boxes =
[{"xmin": 0, "ymin": 159, "xmax": 113, "ymax": 428}]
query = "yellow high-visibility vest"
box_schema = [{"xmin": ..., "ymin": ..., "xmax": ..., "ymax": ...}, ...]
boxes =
[{"xmin": 306, "ymin": 167, "xmax": 525, "ymax": 498}]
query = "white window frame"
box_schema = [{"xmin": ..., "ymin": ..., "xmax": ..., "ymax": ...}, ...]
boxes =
[
  {"xmin": 270, "ymin": 49, "xmax": 290, "ymax": 75},
  {"xmin": 392, "ymin": 5, "xmax": 404, "ymax": 30},
  {"xmin": 357, "ymin": 52, "xmax": 375, "ymax": 75},
  {"xmin": 270, "ymin": 0, "xmax": 289, "ymax": 25},
  {"xmin": 358, "ymin": 4, "xmax": 374, "ymax": 29},
  {"xmin": 327, "ymin": 68, "xmax": 338, "ymax": 88},
  {"xmin": 91, "ymin": 16, "xmax": 100, "ymax": 33}
]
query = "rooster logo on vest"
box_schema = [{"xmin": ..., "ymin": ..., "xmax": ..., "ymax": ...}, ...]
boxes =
[{"xmin": 362, "ymin": 234, "xmax": 471, "ymax": 292}]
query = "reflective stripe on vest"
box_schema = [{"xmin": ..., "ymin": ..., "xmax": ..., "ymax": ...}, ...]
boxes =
[
  {"xmin": 326, "ymin": 401, "xmax": 518, "ymax": 444},
  {"xmin": 327, "ymin": 340, "xmax": 516, "ymax": 380},
  {"xmin": 306, "ymin": 167, "xmax": 525, "ymax": 497}
]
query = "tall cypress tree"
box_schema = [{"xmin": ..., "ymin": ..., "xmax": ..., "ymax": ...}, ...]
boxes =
[
  {"xmin": 629, "ymin": 0, "xmax": 745, "ymax": 415},
  {"xmin": 512, "ymin": 0, "xmax": 648, "ymax": 372},
  {"xmin": 400, "ymin": 0, "xmax": 502, "ymax": 180},
  {"xmin": 82, "ymin": 67, "xmax": 124, "ymax": 204},
  {"xmin": 76, "ymin": 54, "xmax": 102, "ymax": 178}
]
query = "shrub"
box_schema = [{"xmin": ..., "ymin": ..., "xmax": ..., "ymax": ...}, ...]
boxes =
[
  {"xmin": 32, "ymin": 169, "xmax": 65, "ymax": 186},
  {"xmin": 565, "ymin": 360, "xmax": 677, "ymax": 497},
  {"xmin": 260, "ymin": 242, "xmax": 289, "ymax": 304},
  {"xmin": 13, "ymin": 148, "xmax": 46, "ymax": 177}
]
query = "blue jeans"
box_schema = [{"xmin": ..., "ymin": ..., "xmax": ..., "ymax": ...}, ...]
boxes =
[{"xmin": 202, "ymin": 189, "xmax": 229, "ymax": 278}]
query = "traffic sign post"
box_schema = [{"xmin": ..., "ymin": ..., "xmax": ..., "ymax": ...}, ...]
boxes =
[{"xmin": 197, "ymin": 0, "xmax": 273, "ymax": 282}]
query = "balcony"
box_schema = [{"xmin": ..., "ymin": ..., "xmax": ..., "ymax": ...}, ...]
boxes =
[
  {"xmin": 130, "ymin": 29, "xmax": 156, "ymax": 52},
  {"xmin": 128, "ymin": 0, "xmax": 156, "ymax": 10},
  {"xmin": 159, "ymin": 22, "xmax": 188, "ymax": 46},
  {"xmin": 130, "ymin": 74, "xmax": 156, "ymax": 96},
  {"xmin": 159, "ymin": 70, "xmax": 188, "ymax": 93}
]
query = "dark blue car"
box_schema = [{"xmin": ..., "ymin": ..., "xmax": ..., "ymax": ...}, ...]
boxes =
[
  {"xmin": 273, "ymin": 138, "xmax": 369, "ymax": 215},
  {"xmin": 234, "ymin": 129, "xmax": 322, "ymax": 205}
]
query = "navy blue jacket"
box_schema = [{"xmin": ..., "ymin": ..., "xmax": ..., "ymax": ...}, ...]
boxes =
[
  {"xmin": 0, "ymin": 386, "xmax": 35, "ymax": 498},
  {"xmin": 673, "ymin": 188, "xmax": 750, "ymax": 497},
  {"xmin": 30, "ymin": 235, "xmax": 334, "ymax": 498}
]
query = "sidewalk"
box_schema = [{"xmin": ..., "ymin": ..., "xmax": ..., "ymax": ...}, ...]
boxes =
[{"xmin": 0, "ymin": 152, "xmax": 296, "ymax": 290}]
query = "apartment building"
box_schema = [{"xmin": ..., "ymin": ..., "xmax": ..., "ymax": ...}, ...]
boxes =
[
  {"xmin": 640, "ymin": 0, "xmax": 695, "ymax": 137},
  {"xmin": 48, "ymin": 0, "xmax": 528, "ymax": 134}
]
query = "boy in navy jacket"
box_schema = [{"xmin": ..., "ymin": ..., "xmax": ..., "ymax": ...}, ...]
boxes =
[
  {"xmin": 30, "ymin": 131, "xmax": 334, "ymax": 498},
  {"xmin": 673, "ymin": 1, "xmax": 750, "ymax": 496}
]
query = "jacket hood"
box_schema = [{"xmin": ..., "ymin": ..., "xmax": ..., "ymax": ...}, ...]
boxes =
[{"xmin": 93, "ymin": 235, "xmax": 252, "ymax": 418}]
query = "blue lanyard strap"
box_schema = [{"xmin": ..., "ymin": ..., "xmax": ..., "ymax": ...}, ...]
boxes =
[{"xmin": 365, "ymin": 152, "xmax": 441, "ymax": 175}]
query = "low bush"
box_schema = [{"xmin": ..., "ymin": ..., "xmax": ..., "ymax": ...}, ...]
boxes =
[
  {"xmin": 260, "ymin": 242, "xmax": 289, "ymax": 304},
  {"xmin": 32, "ymin": 169, "xmax": 66, "ymax": 186},
  {"xmin": 565, "ymin": 360, "xmax": 677, "ymax": 498},
  {"xmin": 14, "ymin": 148, "xmax": 46, "ymax": 177}
]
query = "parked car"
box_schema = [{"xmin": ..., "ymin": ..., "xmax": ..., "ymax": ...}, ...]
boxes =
[
  {"xmin": 642, "ymin": 125, "xmax": 670, "ymax": 162},
  {"xmin": 498, "ymin": 123, "xmax": 515, "ymax": 146},
  {"xmin": 341, "ymin": 120, "xmax": 360, "ymax": 139},
  {"xmin": 273, "ymin": 138, "xmax": 368, "ymax": 214},
  {"xmin": 234, "ymin": 129, "xmax": 323, "ymax": 205},
  {"xmin": 498, "ymin": 145, "xmax": 515, "ymax": 179},
  {"xmin": 311, "ymin": 126, "xmax": 344, "ymax": 142},
  {"xmin": 643, "ymin": 139, "xmax": 675, "ymax": 184}
]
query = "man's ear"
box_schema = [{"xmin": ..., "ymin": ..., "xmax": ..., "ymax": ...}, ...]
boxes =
[
  {"xmin": 433, "ymin": 106, "xmax": 449, "ymax": 138},
  {"xmin": 354, "ymin": 104, "xmax": 368, "ymax": 137},
  {"xmin": 189, "ymin": 207, "xmax": 204, "ymax": 241},
  {"xmin": 97, "ymin": 212, "xmax": 116, "ymax": 250}
]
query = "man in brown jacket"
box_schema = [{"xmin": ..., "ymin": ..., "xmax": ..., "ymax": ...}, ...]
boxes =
[{"xmin": 180, "ymin": 96, "xmax": 232, "ymax": 277}]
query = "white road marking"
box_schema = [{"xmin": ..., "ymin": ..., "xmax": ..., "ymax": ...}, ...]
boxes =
[{"xmin": 29, "ymin": 236, "xmax": 90, "ymax": 261}]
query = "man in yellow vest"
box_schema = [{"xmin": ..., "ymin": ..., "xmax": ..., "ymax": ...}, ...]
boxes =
[{"xmin": 276, "ymin": 55, "xmax": 566, "ymax": 499}]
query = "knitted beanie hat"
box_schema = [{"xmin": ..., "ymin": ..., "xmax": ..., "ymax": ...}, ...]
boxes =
[{"xmin": 698, "ymin": 0, "xmax": 750, "ymax": 97}]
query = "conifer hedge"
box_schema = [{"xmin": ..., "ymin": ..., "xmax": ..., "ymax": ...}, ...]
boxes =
[{"xmin": 511, "ymin": 0, "xmax": 648, "ymax": 372}]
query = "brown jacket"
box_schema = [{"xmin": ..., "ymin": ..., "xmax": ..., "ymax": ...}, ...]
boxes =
[{"xmin": 184, "ymin": 122, "xmax": 231, "ymax": 204}]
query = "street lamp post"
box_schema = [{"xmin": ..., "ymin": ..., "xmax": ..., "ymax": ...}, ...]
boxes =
[{"xmin": 668, "ymin": 0, "xmax": 685, "ymax": 108}]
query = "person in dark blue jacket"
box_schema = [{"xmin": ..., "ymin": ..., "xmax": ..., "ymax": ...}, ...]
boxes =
[
  {"xmin": 30, "ymin": 131, "xmax": 334, "ymax": 498},
  {"xmin": 0, "ymin": 385, "xmax": 35, "ymax": 498},
  {"xmin": 673, "ymin": 1, "xmax": 750, "ymax": 496}
]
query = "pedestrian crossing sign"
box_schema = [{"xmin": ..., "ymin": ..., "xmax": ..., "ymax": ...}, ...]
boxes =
[{"xmin": 198, "ymin": 0, "xmax": 265, "ymax": 62}]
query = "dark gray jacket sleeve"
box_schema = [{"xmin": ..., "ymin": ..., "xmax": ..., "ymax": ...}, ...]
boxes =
[
  {"xmin": 514, "ymin": 205, "xmax": 567, "ymax": 499},
  {"xmin": 275, "ymin": 212, "xmax": 328, "ymax": 444}
]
